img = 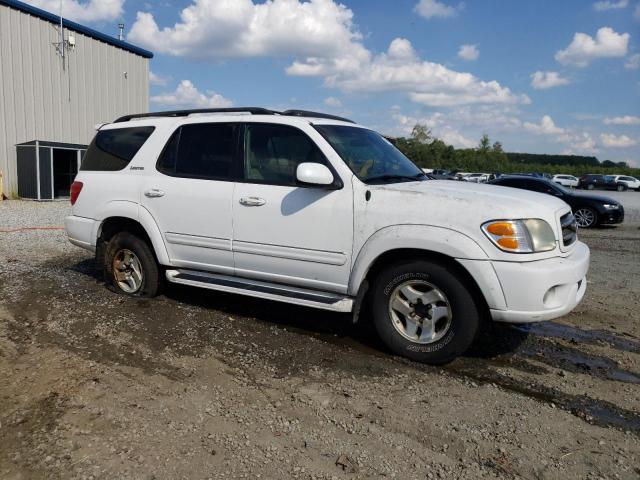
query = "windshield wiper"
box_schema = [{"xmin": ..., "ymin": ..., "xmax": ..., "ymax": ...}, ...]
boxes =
[{"xmin": 366, "ymin": 172, "xmax": 426, "ymax": 184}]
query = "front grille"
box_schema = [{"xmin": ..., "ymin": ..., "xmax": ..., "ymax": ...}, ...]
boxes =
[{"xmin": 561, "ymin": 212, "xmax": 577, "ymax": 247}]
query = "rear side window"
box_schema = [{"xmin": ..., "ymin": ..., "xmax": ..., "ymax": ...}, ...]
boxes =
[
  {"xmin": 244, "ymin": 123, "xmax": 327, "ymax": 185},
  {"xmin": 81, "ymin": 127, "xmax": 154, "ymax": 171},
  {"xmin": 157, "ymin": 123, "xmax": 237, "ymax": 180},
  {"xmin": 497, "ymin": 178, "xmax": 527, "ymax": 189}
]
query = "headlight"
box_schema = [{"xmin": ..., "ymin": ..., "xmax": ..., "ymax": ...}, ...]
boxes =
[
  {"xmin": 482, "ymin": 219, "xmax": 557, "ymax": 253},
  {"xmin": 603, "ymin": 204, "xmax": 619, "ymax": 210}
]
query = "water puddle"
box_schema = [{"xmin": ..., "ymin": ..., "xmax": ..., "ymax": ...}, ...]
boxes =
[
  {"xmin": 521, "ymin": 342, "xmax": 640, "ymax": 385},
  {"xmin": 516, "ymin": 322, "xmax": 640, "ymax": 354},
  {"xmin": 445, "ymin": 358, "xmax": 640, "ymax": 434}
]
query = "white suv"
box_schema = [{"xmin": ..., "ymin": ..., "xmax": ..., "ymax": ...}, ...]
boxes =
[
  {"xmin": 65, "ymin": 108, "xmax": 589, "ymax": 364},
  {"xmin": 612, "ymin": 175, "xmax": 640, "ymax": 191},
  {"xmin": 552, "ymin": 174, "xmax": 579, "ymax": 188}
]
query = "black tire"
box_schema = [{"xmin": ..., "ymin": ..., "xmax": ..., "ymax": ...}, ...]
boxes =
[
  {"xmin": 574, "ymin": 207, "xmax": 598, "ymax": 228},
  {"xmin": 370, "ymin": 259, "xmax": 482, "ymax": 364},
  {"xmin": 103, "ymin": 231, "xmax": 161, "ymax": 297},
  {"xmin": 616, "ymin": 184, "xmax": 625, "ymax": 192}
]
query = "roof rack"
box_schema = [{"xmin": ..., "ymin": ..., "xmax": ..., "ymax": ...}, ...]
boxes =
[
  {"xmin": 114, "ymin": 107, "xmax": 276, "ymax": 123},
  {"xmin": 281, "ymin": 110, "xmax": 354, "ymax": 124},
  {"xmin": 114, "ymin": 107, "xmax": 355, "ymax": 124}
]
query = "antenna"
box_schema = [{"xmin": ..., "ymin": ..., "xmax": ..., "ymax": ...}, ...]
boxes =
[{"xmin": 118, "ymin": 23, "xmax": 125, "ymax": 41}]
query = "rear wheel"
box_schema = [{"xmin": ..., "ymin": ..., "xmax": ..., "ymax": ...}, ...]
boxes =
[
  {"xmin": 104, "ymin": 232, "xmax": 161, "ymax": 297},
  {"xmin": 574, "ymin": 207, "xmax": 598, "ymax": 228},
  {"xmin": 616, "ymin": 184, "xmax": 625, "ymax": 192},
  {"xmin": 370, "ymin": 259, "xmax": 482, "ymax": 364}
]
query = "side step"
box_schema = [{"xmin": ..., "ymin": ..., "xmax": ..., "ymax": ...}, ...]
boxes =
[{"xmin": 165, "ymin": 269, "xmax": 354, "ymax": 312}]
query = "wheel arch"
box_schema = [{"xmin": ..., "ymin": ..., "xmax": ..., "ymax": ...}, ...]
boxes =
[
  {"xmin": 95, "ymin": 208, "xmax": 169, "ymax": 265},
  {"xmin": 349, "ymin": 225, "xmax": 505, "ymax": 313}
]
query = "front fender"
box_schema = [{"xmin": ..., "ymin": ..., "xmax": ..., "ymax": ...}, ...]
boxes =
[{"xmin": 348, "ymin": 225, "xmax": 507, "ymax": 310}]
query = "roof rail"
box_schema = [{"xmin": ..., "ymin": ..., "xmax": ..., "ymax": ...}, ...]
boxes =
[
  {"xmin": 113, "ymin": 107, "xmax": 355, "ymax": 124},
  {"xmin": 281, "ymin": 110, "xmax": 354, "ymax": 124},
  {"xmin": 114, "ymin": 107, "xmax": 276, "ymax": 123}
]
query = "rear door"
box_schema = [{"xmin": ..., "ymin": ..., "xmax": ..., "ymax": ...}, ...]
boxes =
[
  {"xmin": 231, "ymin": 122, "xmax": 353, "ymax": 294},
  {"xmin": 140, "ymin": 122, "xmax": 239, "ymax": 274}
]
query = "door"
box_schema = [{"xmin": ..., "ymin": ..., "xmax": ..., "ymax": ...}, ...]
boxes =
[
  {"xmin": 140, "ymin": 122, "xmax": 239, "ymax": 274},
  {"xmin": 232, "ymin": 123, "xmax": 353, "ymax": 293}
]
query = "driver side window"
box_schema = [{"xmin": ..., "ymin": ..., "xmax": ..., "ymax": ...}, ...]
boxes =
[{"xmin": 243, "ymin": 124, "xmax": 328, "ymax": 186}]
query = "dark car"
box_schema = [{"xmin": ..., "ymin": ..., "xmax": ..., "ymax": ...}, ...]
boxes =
[
  {"xmin": 578, "ymin": 174, "xmax": 628, "ymax": 191},
  {"xmin": 490, "ymin": 176, "xmax": 624, "ymax": 228}
]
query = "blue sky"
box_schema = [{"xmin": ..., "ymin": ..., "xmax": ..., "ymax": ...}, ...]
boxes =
[{"xmin": 29, "ymin": 0, "xmax": 640, "ymax": 165}]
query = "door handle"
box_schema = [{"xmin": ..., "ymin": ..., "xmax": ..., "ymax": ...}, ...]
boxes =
[
  {"xmin": 144, "ymin": 188, "xmax": 165, "ymax": 198},
  {"xmin": 239, "ymin": 196, "xmax": 266, "ymax": 206}
]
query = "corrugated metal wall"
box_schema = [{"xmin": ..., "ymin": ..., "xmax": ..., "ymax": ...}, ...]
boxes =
[{"xmin": 0, "ymin": 4, "xmax": 149, "ymax": 196}]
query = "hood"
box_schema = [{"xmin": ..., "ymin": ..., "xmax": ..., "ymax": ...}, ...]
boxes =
[
  {"xmin": 362, "ymin": 180, "xmax": 570, "ymax": 253},
  {"xmin": 567, "ymin": 191, "xmax": 620, "ymax": 205},
  {"xmin": 371, "ymin": 179, "xmax": 567, "ymax": 218}
]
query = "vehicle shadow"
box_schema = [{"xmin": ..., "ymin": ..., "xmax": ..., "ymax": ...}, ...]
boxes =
[
  {"xmin": 65, "ymin": 257, "xmax": 535, "ymax": 363},
  {"xmin": 161, "ymin": 281, "xmax": 530, "ymax": 362}
]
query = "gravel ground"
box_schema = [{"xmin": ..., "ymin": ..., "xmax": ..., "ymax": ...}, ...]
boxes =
[{"xmin": 0, "ymin": 199, "xmax": 639, "ymax": 480}]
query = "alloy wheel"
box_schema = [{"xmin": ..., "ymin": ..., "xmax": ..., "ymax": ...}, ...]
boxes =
[
  {"xmin": 112, "ymin": 249, "xmax": 144, "ymax": 293},
  {"xmin": 388, "ymin": 280, "xmax": 453, "ymax": 344},
  {"xmin": 574, "ymin": 208, "xmax": 596, "ymax": 228}
]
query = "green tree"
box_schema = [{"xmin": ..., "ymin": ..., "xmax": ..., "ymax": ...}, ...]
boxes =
[
  {"xmin": 478, "ymin": 133, "xmax": 490, "ymax": 153},
  {"xmin": 492, "ymin": 141, "xmax": 503, "ymax": 153},
  {"xmin": 410, "ymin": 124, "xmax": 432, "ymax": 144}
]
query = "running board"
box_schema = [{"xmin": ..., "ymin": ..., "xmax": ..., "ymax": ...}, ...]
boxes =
[{"xmin": 165, "ymin": 269, "xmax": 354, "ymax": 312}]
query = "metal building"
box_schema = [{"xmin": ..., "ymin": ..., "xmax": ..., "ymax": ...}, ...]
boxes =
[{"xmin": 0, "ymin": 0, "xmax": 152, "ymax": 199}]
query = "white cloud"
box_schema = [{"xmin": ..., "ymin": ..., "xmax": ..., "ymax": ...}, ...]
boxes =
[
  {"xmin": 26, "ymin": 0, "xmax": 124, "ymax": 22},
  {"xmin": 414, "ymin": 0, "xmax": 463, "ymax": 19},
  {"xmin": 523, "ymin": 115, "xmax": 565, "ymax": 136},
  {"xmin": 593, "ymin": 0, "xmax": 628, "ymax": 10},
  {"xmin": 130, "ymin": 2, "xmax": 526, "ymax": 109},
  {"xmin": 555, "ymin": 27, "xmax": 630, "ymax": 67},
  {"xmin": 323, "ymin": 97, "xmax": 342, "ymax": 107},
  {"xmin": 530, "ymin": 71, "xmax": 570, "ymax": 89},
  {"xmin": 604, "ymin": 115, "xmax": 640, "ymax": 125},
  {"xmin": 458, "ymin": 44, "xmax": 479, "ymax": 61},
  {"xmin": 568, "ymin": 133, "xmax": 598, "ymax": 153},
  {"xmin": 600, "ymin": 133, "xmax": 638, "ymax": 147},
  {"xmin": 129, "ymin": 0, "xmax": 367, "ymax": 64},
  {"xmin": 625, "ymin": 53, "xmax": 640, "ymax": 69},
  {"xmin": 292, "ymin": 38, "xmax": 529, "ymax": 107},
  {"xmin": 150, "ymin": 80, "xmax": 233, "ymax": 108},
  {"xmin": 149, "ymin": 71, "xmax": 170, "ymax": 86}
]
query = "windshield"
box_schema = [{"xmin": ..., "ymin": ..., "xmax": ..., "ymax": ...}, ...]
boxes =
[{"xmin": 314, "ymin": 125, "xmax": 425, "ymax": 183}]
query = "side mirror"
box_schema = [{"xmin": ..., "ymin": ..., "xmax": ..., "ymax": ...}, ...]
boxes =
[{"xmin": 296, "ymin": 162, "xmax": 334, "ymax": 186}]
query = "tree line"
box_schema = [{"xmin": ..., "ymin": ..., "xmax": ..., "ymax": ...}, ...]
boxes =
[{"xmin": 390, "ymin": 124, "xmax": 640, "ymax": 177}]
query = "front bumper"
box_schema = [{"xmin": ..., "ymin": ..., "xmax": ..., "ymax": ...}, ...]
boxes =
[
  {"xmin": 599, "ymin": 207, "xmax": 624, "ymax": 225},
  {"xmin": 489, "ymin": 241, "xmax": 590, "ymax": 323},
  {"xmin": 65, "ymin": 215, "xmax": 98, "ymax": 252}
]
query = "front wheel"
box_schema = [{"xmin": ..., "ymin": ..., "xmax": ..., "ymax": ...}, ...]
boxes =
[
  {"xmin": 370, "ymin": 260, "xmax": 482, "ymax": 364},
  {"xmin": 103, "ymin": 232, "xmax": 161, "ymax": 297},
  {"xmin": 574, "ymin": 207, "xmax": 598, "ymax": 228}
]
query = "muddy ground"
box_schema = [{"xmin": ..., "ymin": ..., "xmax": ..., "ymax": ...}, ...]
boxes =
[{"xmin": 0, "ymin": 201, "xmax": 639, "ymax": 479}]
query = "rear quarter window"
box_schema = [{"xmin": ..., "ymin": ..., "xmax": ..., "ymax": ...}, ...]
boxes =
[{"xmin": 81, "ymin": 126, "xmax": 155, "ymax": 171}]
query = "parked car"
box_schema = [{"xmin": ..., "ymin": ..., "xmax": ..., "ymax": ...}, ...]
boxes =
[
  {"xmin": 612, "ymin": 175, "xmax": 640, "ymax": 191},
  {"xmin": 464, "ymin": 173, "xmax": 493, "ymax": 183},
  {"xmin": 553, "ymin": 174, "xmax": 579, "ymax": 188},
  {"xmin": 65, "ymin": 107, "xmax": 590, "ymax": 365},
  {"xmin": 491, "ymin": 175, "xmax": 624, "ymax": 228},
  {"xmin": 578, "ymin": 174, "xmax": 628, "ymax": 191}
]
